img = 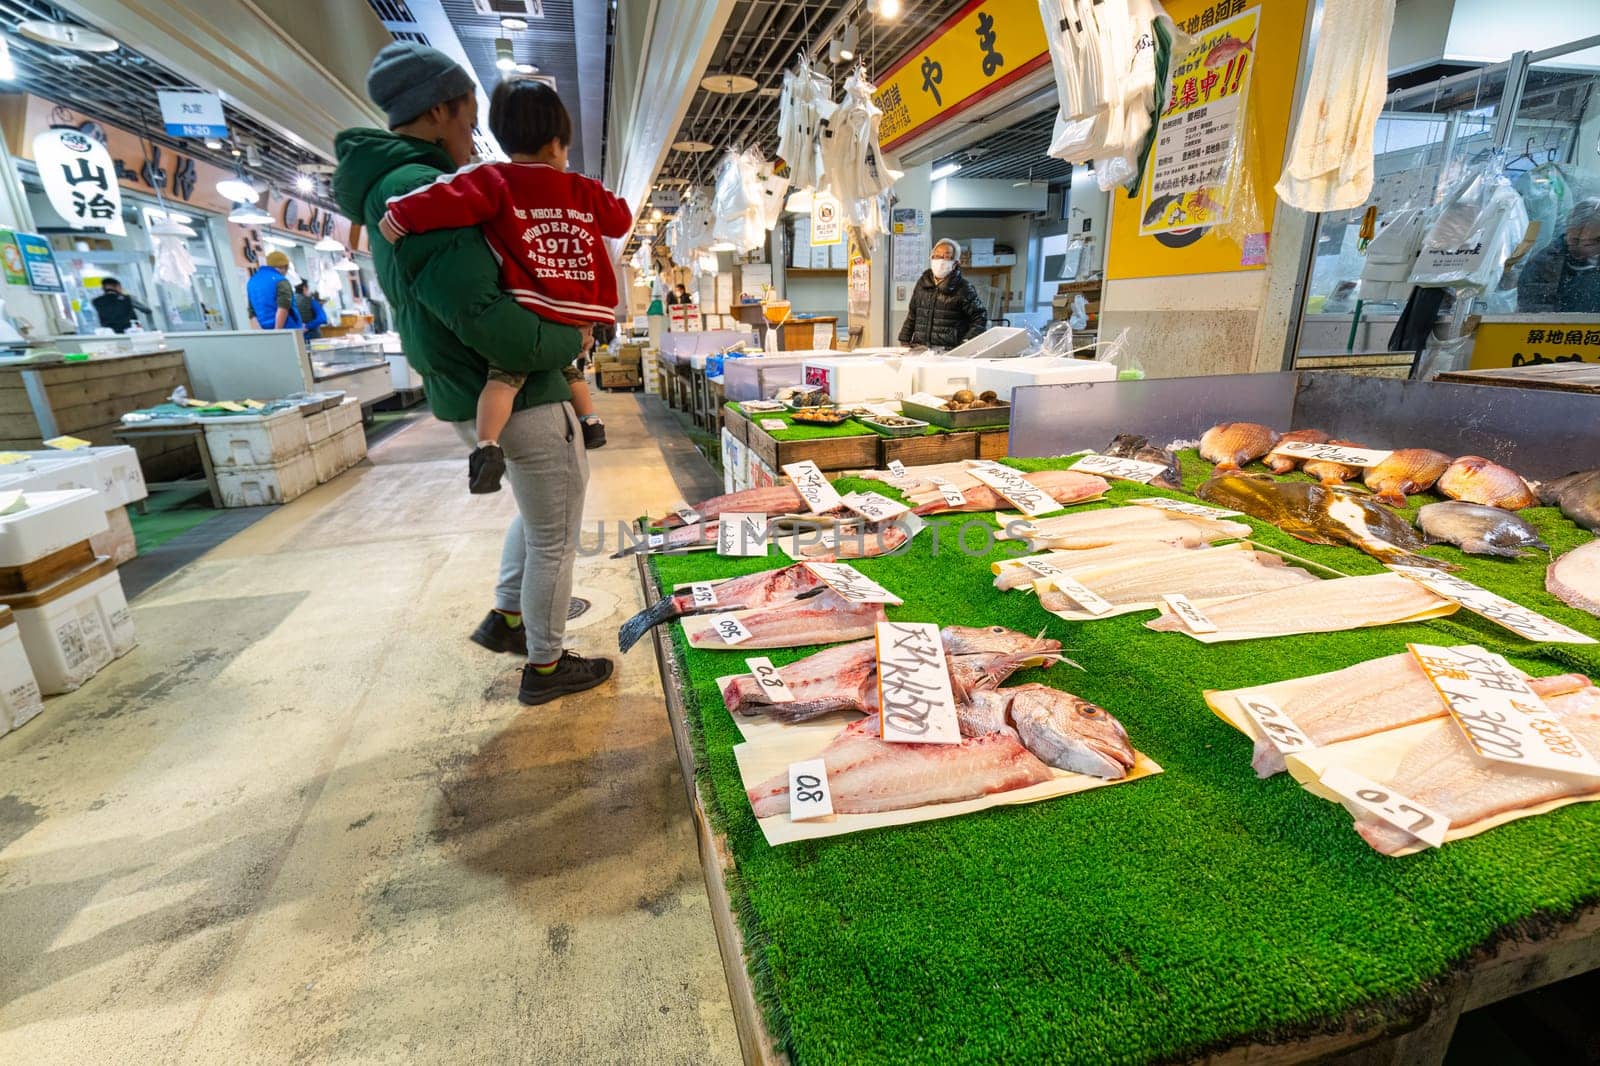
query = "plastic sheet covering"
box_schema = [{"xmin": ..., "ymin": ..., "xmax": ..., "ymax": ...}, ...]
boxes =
[
  {"xmin": 154, "ymin": 235, "xmax": 196, "ymax": 289},
  {"xmin": 712, "ymin": 149, "xmax": 767, "ymax": 254},
  {"xmin": 819, "ymin": 70, "xmax": 903, "ymax": 250},
  {"xmin": 1409, "ymin": 154, "xmax": 1530, "ymax": 293},
  {"xmin": 1211, "ymin": 94, "xmax": 1268, "ymax": 256},
  {"xmin": 776, "ymin": 57, "xmax": 835, "ymax": 193},
  {"xmin": 1359, "ymin": 207, "xmax": 1427, "ymax": 303}
]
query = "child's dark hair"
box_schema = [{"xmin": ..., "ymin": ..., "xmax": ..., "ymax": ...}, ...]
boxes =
[{"xmin": 489, "ymin": 78, "xmax": 572, "ymax": 155}]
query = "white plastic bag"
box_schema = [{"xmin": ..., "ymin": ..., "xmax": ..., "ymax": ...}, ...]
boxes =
[
  {"xmin": 1093, "ymin": 326, "xmax": 1145, "ymax": 379},
  {"xmin": 1359, "ymin": 206, "xmax": 1426, "ymax": 302},
  {"xmin": 1041, "ymin": 321, "xmax": 1075, "ymax": 357},
  {"xmin": 1409, "ymin": 157, "xmax": 1530, "ymax": 293},
  {"xmin": 1069, "ymin": 295, "xmax": 1088, "ymax": 330}
]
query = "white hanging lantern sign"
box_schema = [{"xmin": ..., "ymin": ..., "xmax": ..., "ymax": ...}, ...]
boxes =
[{"xmin": 33, "ymin": 127, "xmax": 125, "ymax": 236}]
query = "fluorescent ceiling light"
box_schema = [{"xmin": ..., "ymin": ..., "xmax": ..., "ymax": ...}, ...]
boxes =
[
  {"xmin": 0, "ymin": 37, "xmax": 13, "ymax": 81},
  {"xmin": 494, "ymin": 36, "xmax": 515, "ymax": 71},
  {"xmin": 262, "ymin": 234, "xmax": 298, "ymax": 248},
  {"xmin": 216, "ymin": 177, "xmax": 259, "ymax": 203},
  {"xmin": 500, "ymin": 16, "xmax": 528, "ymax": 30},
  {"xmin": 314, "ymin": 236, "xmax": 343, "ymax": 252},
  {"xmin": 203, "ymin": 138, "xmax": 223, "ymax": 150},
  {"xmin": 515, "ymin": 63, "xmax": 535, "ymax": 74},
  {"xmin": 931, "ymin": 162, "xmax": 962, "ymax": 181},
  {"xmin": 839, "ymin": 23, "xmax": 858, "ymax": 62},
  {"xmin": 294, "ymin": 174, "xmax": 314, "ymax": 194},
  {"xmin": 334, "ymin": 256, "xmax": 359, "ymax": 272}
]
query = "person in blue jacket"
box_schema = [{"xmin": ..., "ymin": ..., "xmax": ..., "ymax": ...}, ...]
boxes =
[
  {"xmin": 246, "ymin": 250, "xmax": 302, "ymax": 330},
  {"xmin": 294, "ymin": 281, "xmax": 329, "ymax": 339}
]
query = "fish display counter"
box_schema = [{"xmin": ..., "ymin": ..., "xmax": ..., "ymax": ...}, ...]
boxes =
[{"xmin": 629, "ymin": 371, "xmax": 1600, "ymax": 1064}]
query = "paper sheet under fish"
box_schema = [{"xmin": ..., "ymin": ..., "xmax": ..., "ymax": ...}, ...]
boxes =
[
  {"xmin": 618, "ymin": 564, "xmax": 826, "ymax": 653},
  {"xmin": 995, "ymin": 505, "xmax": 1252, "ymax": 551},
  {"xmin": 1036, "ymin": 546, "xmax": 1319, "ymax": 619},
  {"xmin": 907, "ymin": 469, "xmax": 1109, "ymax": 516},
  {"xmin": 1146, "ymin": 572, "xmax": 1456, "ymax": 642},
  {"xmin": 992, "ymin": 542, "xmax": 1207, "ymax": 591}
]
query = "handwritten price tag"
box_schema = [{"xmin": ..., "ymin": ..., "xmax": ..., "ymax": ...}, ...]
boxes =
[
  {"xmin": 967, "ymin": 461, "xmax": 1064, "ymax": 518},
  {"xmin": 787, "ymin": 758, "xmax": 834, "ymax": 820},
  {"xmin": 1409, "ymin": 643, "xmax": 1600, "ymax": 778},
  {"xmin": 707, "ymin": 614, "xmax": 754, "ymax": 646},
  {"xmin": 647, "ymin": 532, "xmax": 666, "ymax": 549},
  {"xmin": 690, "ymin": 582, "xmax": 718, "ymax": 609},
  {"xmin": 783, "ymin": 460, "xmax": 843, "ymax": 514},
  {"xmin": 673, "ymin": 503, "xmax": 703, "ymax": 525},
  {"xmin": 876, "ymin": 621, "xmax": 961, "ymax": 745},
  {"xmin": 1239, "ymin": 694, "xmax": 1313, "ymax": 756},
  {"xmin": 760, "ymin": 418, "xmax": 787, "ymax": 431},
  {"xmin": 1021, "ymin": 556, "xmax": 1066, "ymax": 578},
  {"xmin": 1162, "ymin": 594, "xmax": 1218, "ymax": 633},
  {"xmin": 1270, "ymin": 441, "xmax": 1393, "ymax": 468},
  {"xmin": 0, "ymin": 453, "xmax": 26, "ymax": 465},
  {"xmin": 1388, "ymin": 566, "xmax": 1597, "ymax": 645},
  {"xmin": 1320, "ymin": 766, "xmax": 1449, "ymax": 848},
  {"xmin": 841, "ymin": 491, "xmax": 910, "ymax": 522},
  {"xmin": 927, "ymin": 475, "xmax": 966, "ymax": 507},
  {"xmin": 746, "ymin": 656, "xmax": 795, "ymax": 703},
  {"xmin": 1040, "ymin": 574, "xmax": 1114, "ymax": 616},
  {"xmin": 805, "ymin": 561, "xmax": 903, "ymax": 604},
  {"xmin": 1129, "ymin": 497, "xmax": 1243, "ymax": 519},
  {"xmin": 717, "ymin": 512, "xmax": 769, "ymax": 557},
  {"xmin": 1071, "ymin": 453, "xmax": 1169, "ymax": 483},
  {"xmin": 887, "ymin": 460, "xmax": 908, "ymax": 479}
]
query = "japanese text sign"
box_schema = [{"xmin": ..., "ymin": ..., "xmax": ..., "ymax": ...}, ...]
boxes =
[
  {"xmin": 876, "ymin": 621, "xmax": 961, "ymax": 745},
  {"xmin": 1388, "ymin": 566, "xmax": 1597, "ymax": 645},
  {"xmin": 805, "ymin": 561, "xmax": 903, "ymax": 604},
  {"xmin": 841, "ymin": 490, "xmax": 910, "ymax": 523},
  {"xmin": 1319, "ymin": 766, "xmax": 1449, "ymax": 849},
  {"xmin": 157, "ymin": 91, "xmax": 228, "ymax": 140},
  {"xmin": 34, "ymin": 128, "xmax": 125, "ymax": 236},
  {"xmin": 967, "ymin": 461, "xmax": 1064, "ymax": 517},
  {"xmin": 1071, "ymin": 453, "xmax": 1171, "ymax": 483},
  {"xmin": 783, "ymin": 460, "xmax": 843, "ymax": 514},
  {"xmin": 1130, "ymin": 497, "xmax": 1243, "ymax": 519},
  {"xmin": 717, "ymin": 512, "xmax": 770, "ymax": 557},
  {"xmin": 1268, "ymin": 441, "xmax": 1393, "ymax": 468}
]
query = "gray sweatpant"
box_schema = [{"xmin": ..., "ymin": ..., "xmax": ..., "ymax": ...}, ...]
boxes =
[{"xmin": 456, "ymin": 401, "xmax": 589, "ymax": 662}]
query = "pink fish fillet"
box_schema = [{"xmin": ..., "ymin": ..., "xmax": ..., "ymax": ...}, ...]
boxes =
[
  {"xmin": 655, "ymin": 484, "xmax": 809, "ymax": 528},
  {"xmin": 684, "ymin": 588, "xmax": 885, "ymax": 649},
  {"xmin": 747, "ymin": 716, "xmax": 1052, "ymax": 817},
  {"xmin": 911, "ymin": 469, "xmax": 1109, "ymax": 516}
]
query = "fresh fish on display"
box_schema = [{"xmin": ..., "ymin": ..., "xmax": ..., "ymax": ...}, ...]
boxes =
[
  {"xmin": 1548, "ymin": 540, "xmax": 1600, "ymax": 619},
  {"xmin": 1436, "ymin": 456, "xmax": 1538, "ymax": 510},
  {"xmin": 958, "ymin": 684, "xmax": 1136, "ymax": 777},
  {"xmin": 1037, "ymin": 548, "xmax": 1317, "ymax": 613},
  {"xmin": 907, "ymin": 469, "xmax": 1109, "ymax": 516},
  {"xmin": 1416, "ymin": 502, "xmax": 1548, "ymax": 559},
  {"xmin": 1199, "ymin": 422, "xmax": 1281, "ymax": 473},
  {"xmin": 652, "ymin": 483, "xmax": 810, "ymax": 528},
  {"xmin": 1105, "ymin": 434, "xmax": 1182, "ymax": 490},
  {"xmin": 1364, "ymin": 449, "xmax": 1453, "ymax": 506},
  {"xmin": 1265, "ymin": 429, "xmax": 1331, "ymax": 474},
  {"xmin": 1537, "ymin": 467, "xmax": 1600, "ymax": 531},
  {"xmin": 1197, "ymin": 475, "xmax": 1454, "ymax": 570},
  {"xmin": 617, "ymin": 564, "xmax": 825, "ymax": 653},
  {"xmin": 1354, "ymin": 680, "xmax": 1600, "ymax": 856},
  {"xmin": 1146, "ymin": 572, "xmax": 1455, "ymax": 640},
  {"xmin": 998, "ymin": 506, "xmax": 1252, "ymax": 551},
  {"xmin": 856, "ymin": 462, "xmax": 983, "ymax": 496},
  {"xmin": 992, "ymin": 542, "xmax": 1203, "ymax": 591},
  {"xmin": 683, "ymin": 588, "xmax": 886, "ymax": 650},
  {"xmin": 610, "ymin": 520, "xmax": 716, "ymax": 558},
  {"xmin": 1301, "ymin": 440, "xmax": 1367, "ymax": 487}
]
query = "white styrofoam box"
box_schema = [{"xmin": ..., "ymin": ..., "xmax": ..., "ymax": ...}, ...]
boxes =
[
  {"xmin": 203, "ymin": 408, "xmax": 308, "ymax": 468},
  {"xmin": 90, "ymin": 505, "xmax": 136, "ymax": 566},
  {"xmin": 0, "ymin": 609, "xmax": 41, "ymax": 733},
  {"xmin": 302, "ymin": 408, "xmax": 335, "ymax": 447},
  {"xmin": 974, "ymin": 357, "xmax": 1118, "ymax": 401},
  {"xmin": 801, "ymin": 357, "xmax": 916, "ymax": 403},
  {"xmin": 216, "ymin": 451, "xmax": 317, "ymax": 508},
  {"xmin": 0, "ymin": 490, "xmax": 108, "ymax": 566},
  {"xmin": 968, "ymin": 238, "xmax": 996, "ymax": 256},
  {"xmin": 92, "ymin": 570, "xmax": 135, "ymax": 658},
  {"xmin": 830, "ymin": 242, "xmax": 848, "ymax": 270},
  {"xmin": 905, "ymin": 356, "xmax": 980, "ymax": 396},
  {"xmin": 14, "ymin": 446, "xmax": 147, "ymax": 507},
  {"xmin": 809, "ymin": 245, "xmax": 831, "ymax": 269},
  {"xmin": 313, "ymin": 425, "xmax": 366, "ymax": 483},
  {"xmin": 993, "ymin": 253, "xmax": 1017, "ymax": 266},
  {"xmin": 340, "ymin": 423, "xmax": 368, "ymax": 467},
  {"xmin": 971, "ymin": 252, "xmax": 996, "ymax": 267},
  {"xmin": 387, "ymin": 353, "xmax": 423, "ymax": 389},
  {"xmin": 329, "ymin": 397, "xmax": 363, "ymax": 434},
  {"xmin": 8, "ymin": 561, "xmax": 118, "ymax": 694},
  {"xmin": 944, "ymin": 326, "xmax": 1033, "ymax": 361}
]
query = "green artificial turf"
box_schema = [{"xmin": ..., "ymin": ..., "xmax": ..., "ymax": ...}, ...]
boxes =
[
  {"xmin": 129, "ymin": 488, "xmax": 222, "ymax": 551},
  {"xmin": 646, "ymin": 451, "xmax": 1600, "ymax": 1064},
  {"xmin": 732, "ymin": 403, "xmax": 949, "ymax": 440}
]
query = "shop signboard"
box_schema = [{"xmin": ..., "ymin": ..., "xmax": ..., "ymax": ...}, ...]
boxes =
[
  {"xmin": 871, "ymin": 0, "xmax": 1049, "ymax": 151},
  {"xmin": 0, "ymin": 230, "xmax": 29, "ymax": 286},
  {"xmin": 14, "ymin": 231, "xmax": 63, "ymax": 293},
  {"xmin": 33, "ymin": 126, "xmax": 126, "ymax": 236},
  {"xmin": 1467, "ymin": 319, "xmax": 1600, "ymax": 370},
  {"xmin": 157, "ymin": 91, "xmax": 228, "ymax": 140}
]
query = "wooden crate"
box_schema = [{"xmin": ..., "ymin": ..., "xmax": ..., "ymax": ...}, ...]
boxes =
[
  {"xmin": 746, "ymin": 423, "xmax": 878, "ymax": 473},
  {"xmin": 880, "ymin": 431, "xmax": 979, "ymax": 468},
  {"xmin": 977, "ymin": 428, "xmax": 1010, "ymax": 460},
  {"xmin": 0, "ymin": 538, "xmax": 96, "ymax": 594},
  {"xmin": 598, "ymin": 365, "xmax": 642, "ymax": 390},
  {"xmin": 721, "ymin": 400, "xmax": 751, "ymax": 444}
]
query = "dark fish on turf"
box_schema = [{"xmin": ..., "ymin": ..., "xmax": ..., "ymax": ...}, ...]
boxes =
[
  {"xmin": 1537, "ymin": 467, "xmax": 1600, "ymax": 532},
  {"xmin": 1416, "ymin": 502, "xmax": 1548, "ymax": 559},
  {"xmin": 616, "ymin": 563, "xmax": 825, "ymax": 653},
  {"xmin": 1105, "ymin": 434, "xmax": 1182, "ymax": 490}
]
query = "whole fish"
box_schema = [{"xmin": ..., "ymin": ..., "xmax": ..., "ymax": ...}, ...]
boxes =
[
  {"xmin": 1205, "ymin": 30, "xmax": 1255, "ymax": 67},
  {"xmin": 1197, "ymin": 475, "xmax": 1455, "ymax": 570},
  {"xmin": 1036, "ymin": 548, "xmax": 1317, "ymax": 613},
  {"xmin": 1199, "ymin": 422, "xmax": 1280, "ymax": 474},
  {"xmin": 909, "ymin": 469, "xmax": 1109, "ymax": 516},
  {"xmin": 1266, "ymin": 429, "xmax": 1331, "ymax": 474},
  {"xmin": 683, "ymin": 588, "xmax": 885, "ymax": 650},
  {"xmin": 747, "ymin": 716, "xmax": 1053, "ymax": 817},
  {"xmin": 1548, "ymin": 540, "xmax": 1600, "ymax": 620},
  {"xmin": 1146, "ymin": 573, "xmax": 1455, "ymax": 640},
  {"xmin": 959, "ymin": 684, "xmax": 1136, "ymax": 777},
  {"xmin": 1416, "ymin": 502, "xmax": 1547, "ymax": 559},
  {"xmin": 1105, "ymin": 434, "xmax": 1182, "ymax": 490},
  {"xmin": 1437, "ymin": 456, "xmax": 1537, "ymax": 510},
  {"xmin": 1354, "ymin": 681, "xmax": 1600, "ymax": 856},
  {"xmin": 1364, "ymin": 448, "xmax": 1453, "ymax": 506},
  {"xmin": 1301, "ymin": 440, "xmax": 1366, "ymax": 487},
  {"xmin": 653, "ymin": 483, "xmax": 809, "ymax": 528},
  {"xmin": 1537, "ymin": 467, "xmax": 1600, "ymax": 531},
  {"xmin": 999, "ymin": 506, "xmax": 1252, "ymax": 551},
  {"xmin": 617, "ymin": 564, "xmax": 825, "ymax": 653},
  {"xmin": 993, "ymin": 542, "xmax": 1203, "ymax": 591}
]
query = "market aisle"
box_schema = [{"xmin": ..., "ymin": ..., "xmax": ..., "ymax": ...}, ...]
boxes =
[{"xmin": 0, "ymin": 393, "xmax": 741, "ymax": 1065}]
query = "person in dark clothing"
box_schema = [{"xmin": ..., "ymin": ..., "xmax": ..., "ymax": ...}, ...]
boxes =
[
  {"xmin": 897, "ymin": 238, "xmax": 987, "ymax": 349},
  {"xmin": 294, "ymin": 281, "xmax": 329, "ymax": 339},
  {"xmin": 91, "ymin": 277, "xmax": 150, "ymax": 334},
  {"xmin": 666, "ymin": 283, "xmax": 692, "ymax": 306},
  {"xmin": 1517, "ymin": 198, "xmax": 1600, "ymax": 314}
]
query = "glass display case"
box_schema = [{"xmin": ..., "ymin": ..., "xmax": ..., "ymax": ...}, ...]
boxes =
[{"xmin": 308, "ymin": 338, "xmax": 386, "ymax": 383}]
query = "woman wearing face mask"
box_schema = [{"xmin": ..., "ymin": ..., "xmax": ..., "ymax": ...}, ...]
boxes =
[
  {"xmin": 898, "ymin": 238, "xmax": 988, "ymax": 349},
  {"xmin": 1517, "ymin": 198, "xmax": 1600, "ymax": 314}
]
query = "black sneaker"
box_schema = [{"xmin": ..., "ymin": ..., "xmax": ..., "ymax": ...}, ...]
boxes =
[
  {"xmin": 469, "ymin": 444, "xmax": 506, "ymax": 494},
  {"xmin": 582, "ymin": 419, "xmax": 606, "ymax": 450},
  {"xmin": 518, "ymin": 651, "xmax": 615, "ymax": 705},
  {"xmin": 470, "ymin": 610, "xmax": 526, "ymax": 655}
]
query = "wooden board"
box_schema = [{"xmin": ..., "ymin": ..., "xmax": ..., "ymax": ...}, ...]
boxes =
[
  {"xmin": 977, "ymin": 428, "xmax": 1010, "ymax": 460},
  {"xmin": 721, "ymin": 403, "xmax": 751, "ymax": 445},
  {"xmin": 1437, "ymin": 362, "xmax": 1600, "ymax": 394},
  {"xmin": 0, "ymin": 538, "xmax": 96, "ymax": 594},
  {"xmin": 745, "ymin": 423, "xmax": 878, "ymax": 473},
  {"xmin": 880, "ymin": 431, "xmax": 979, "ymax": 468}
]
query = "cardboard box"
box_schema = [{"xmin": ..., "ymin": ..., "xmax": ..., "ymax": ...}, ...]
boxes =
[
  {"xmin": 971, "ymin": 252, "xmax": 996, "ymax": 267},
  {"xmin": 599, "ymin": 366, "xmax": 642, "ymax": 389},
  {"xmin": 993, "ymin": 253, "xmax": 1017, "ymax": 265},
  {"xmin": 968, "ymin": 238, "xmax": 996, "ymax": 256},
  {"xmin": 810, "ymin": 245, "xmax": 832, "ymax": 269},
  {"xmin": 830, "ymin": 242, "xmax": 848, "ymax": 269}
]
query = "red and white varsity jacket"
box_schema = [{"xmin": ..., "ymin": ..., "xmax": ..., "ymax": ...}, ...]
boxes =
[{"xmin": 382, "ymin": 161, "xmax": 632, "ymax": 325}]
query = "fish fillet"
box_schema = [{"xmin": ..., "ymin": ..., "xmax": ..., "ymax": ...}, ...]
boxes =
[
  {"xmin": 993, "ymin": 543, "xmax": 1201, "ymax": 591},
  {"xmin": 1145, "ymin": 573, "xmax": 1453, "ymax": 639},
  {"xmin": 1355, "ymin": 682, "xmax": 1600, "ymax": 855},
  {"xmin": 908, "ymin": 469, "xmax": 1109, "ymax": 515},
  {"xmin": 997, "ymin": 506, "xmax": 1252, "ymax": 550},
  {"xmin": 655, "ymin": 484, "xmax": 808, "ymax": 527},
  {"xmin": 747, "ymin": 716, "xmax": 1053, "ymax": 817},
  {"xmin": 618, "ymin": 564, "xmax": 825, "ymax": 652},
  {"xmin": 1040, "ymin": 550, "xmax": 1316, "ymax": 611},
  {"xmin": 1548, "ymin": 540, "xmax": 1600, "ymax": 620},
  {"xmin": 684, "ymin": 589, "xmax": 886, "ymax": 649}
]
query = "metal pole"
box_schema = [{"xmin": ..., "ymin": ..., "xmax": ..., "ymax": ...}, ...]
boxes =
[{"xmin": 1490, "ymin": 51, "xmax": 1531, "ymax": 150}]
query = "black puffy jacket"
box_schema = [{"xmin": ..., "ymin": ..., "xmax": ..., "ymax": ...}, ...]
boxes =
[{"xmin": 898, "ymin": 268, "xmax": 988, "ymax": 349}]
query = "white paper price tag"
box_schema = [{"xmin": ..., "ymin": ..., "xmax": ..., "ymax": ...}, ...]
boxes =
[
  {"xmin": 1239, "ymin": 693, "xmax": 1313, "ymax": 756},
  {"xmin": 673, "ymin": 503, "xmax": 702, "ymax": 525},
  {"xmin": 746, "ymin": 656, "xmax": 795, "ymax": 703},
  {"xmin": 927, "ymin": 475, "xmax": 966, "ymax": 507},
  {"xmin": 1071, "ymin": 453, "xmax": 1169, "ymax": 483},
  {"xmin": 690, "ymin": 582, "xmax": 718, "ymax": 609},
  {"xmin": 887, "ymin": 460, "xmax": 908, "ymax": 479},
  {"xmin": 1388, "ymin": 566, "xmax": 1597, "ymax": 645},
  {"xmin": 1409, "ymin": 644, "xmax": 1600, "ymax": 778},
  {"xmin": 647, "ymin": 532, "xmax": 666, "ymax": 549},
  {"xmin": 787, "ymin": 758, "xmax": 834, "ymax": 820},
  {"xmin": 876, "ymin": 621, "xmax": 961, "ymax": 744},
  {"xmin": 706, "ymin": 614, "xmax": 754, "ymax": 646},
  {"xmin": 1320, "ymin": 766, "xmax": 1449, "ymax": 848},
  {"xmin": 782, "ymin": 460, "xmax": 843, "ymax": 514},
  {"xmin": 841, "ymin": 490, "xmax": 910, "ymax": 523},
  {"xmin": 805, "ymin": 561, "xmax": 903, "ymax": 604},
  {"xmin": 717, "ymin": 512, "xmax": 769, "ymax": 557},
  {"xmin": 1162, "ymin": 593, "xmax": 1218, "ymax": 634},
  {"xmin": 1040, "ymin": 574, "xmax": 1114, "ymax": 616},
  {"xmin": 967, "ymin": 462, "xmax": 1064, "ymax": 517},
  {"xmin": 1269, "ymin": 441, "xmax": 1393, "ymax": 468},
  {"xmin": 1021, "ymin": 556, "xmax": 1066, "ymax": 578},
  {"xmin": 1129, "ymin": 497, "xmax": 1243, "ymax": 519},
  {"xmin": 760, "ymin": 418, "xmax": 787, "ymax": 431}
]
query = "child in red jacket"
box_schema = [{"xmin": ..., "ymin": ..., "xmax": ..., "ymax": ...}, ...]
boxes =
[{"xmin": 381, "ymin": 78, "xmax": 632, "ymax": 493}]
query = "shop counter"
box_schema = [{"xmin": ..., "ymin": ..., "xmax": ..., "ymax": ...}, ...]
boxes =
[{"xmin": 171, "ymin": 330, "xmax": 395, "ymax": 412}]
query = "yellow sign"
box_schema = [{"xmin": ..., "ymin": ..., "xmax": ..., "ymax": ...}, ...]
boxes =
[
  {"xmin": 43, "ymin": 435, "xmax": 92, "ymax": 451},
  {"xmin": 1107, "ymin": 0, "xmax": 1310, "ymax": 281},
  {"xmin": 0, "ymin": 452, "xmax": 27, "ymax": 465},
  {"xmin": 872, "ymin": 0, "xmax": 1049, "ymax": 150},
  {"xmin": 1470, "ymin": 320, "xmax": 1600, "ymax": 370}
]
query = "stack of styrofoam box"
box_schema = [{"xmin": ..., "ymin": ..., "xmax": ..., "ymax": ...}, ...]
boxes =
[
  {"xmin": 300, "ymin": 397, "xmax": 368, "ymax": 484},
  {"xmin": 0, "ymin": 489, "xmax": 134, "ymax": 696},
  {"xmin": 0, "ymin": 446, "xmax": 149, "ymax": 565},
  {"xmin": 0, "ymin": 606, "xmax": 43, "ymax": 736},
  {"xmin": 203, "ymin": 408, "xmax": 317, "ymax": 507},
  {"xmin": 641, "ymin": 346, "xmax": 662, "ymax": 395}
]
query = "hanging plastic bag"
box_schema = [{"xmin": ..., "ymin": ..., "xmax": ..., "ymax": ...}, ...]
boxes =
[
  {"xmin": 1358, "ymin": 206, "xmax": 1427, "ymax": 302},
  {"xmin": 1409, "ymin": 155, "xmax": 1530, "ymax": 293},
  {"xmin": 1069, "ymin": 295, "xmax": 1089, "ymax": 330},
  {"xmin": 1093, "ymin": 327, "xmax": 1145, "ymax": 380},
  {"xmin": 154, "ymin": 235, "xmax": 196, "ymax": 289},
  {"xmin": 1040, "ymin": 320, "xmax": 1075, "ymax": 357}
]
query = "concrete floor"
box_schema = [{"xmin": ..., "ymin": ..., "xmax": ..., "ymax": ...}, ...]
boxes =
[{"xmin": 0, "ymin": 393, "xmax": 741, "ymax": 1064}]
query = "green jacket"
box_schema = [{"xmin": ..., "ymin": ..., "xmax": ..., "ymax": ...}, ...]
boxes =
[{"xmin": 331, "ymin": 128, "xmax": 582, "ymax": 422}]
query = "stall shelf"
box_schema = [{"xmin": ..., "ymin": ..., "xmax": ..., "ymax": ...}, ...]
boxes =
[{"xmin": 722, "ymin": 403, "xmax": 1008, "ymax": 473}]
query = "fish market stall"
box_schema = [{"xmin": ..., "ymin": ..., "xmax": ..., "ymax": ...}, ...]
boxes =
[{"xmin": 633, "ymin": 373, "xmax": 1600, "ymax": 1063}]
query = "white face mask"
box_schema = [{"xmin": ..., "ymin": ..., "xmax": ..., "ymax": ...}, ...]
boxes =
[{"xmin": 930, "ymin": 258, "xmax": 955, "ymax": 279}]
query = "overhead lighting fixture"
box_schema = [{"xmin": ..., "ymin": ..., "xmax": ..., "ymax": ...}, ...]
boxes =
[
  {"xmin": 868, "ymin": 0, "xmax": 903, "ymax": 17},
  {"xmin": 294, "ymin": 174, "xmax": 315, "ymax": 194},
  {"xmin": 334, "ymin": 256, "xmax": 360, "ymax": 272},
  {"xmin": 500, "ymin": 16, "xmax": 528, "ymax": 30},
  {"xmin": 203, "ymin": 138, "xmax": 223, "ymax": 150},
  {"xmin": 314, "ymin": 236, "xmax": 343, "ymax": 252},
  {"xmin": 262, "ymin": 234, "xmax": 298, "ymax": 248},
  {"xmin": 650, "ymin": 208, "xmax": 663, "ymax": 222},
  {"xmin": 494, "ymin": 36, "xmax": 515, "ymax": 71},
  {"xmin": 216, "ymin": 177, "xmax": 260, "ymax": 203},
  {"xmin": 931, "ymin": 162, "xmax": 962, "ymax": 181},
  {"xmin": 0, "ymin": 36, "xmax": 13, "ymax": 81},
  {"xmin": 672, "ymin": 140, "xmax": 714, "ymax": 153},
  {"xmin": 16, "ymin": 20, "xmax": 118, "ymax": 52},
  {"xmin": 701, "ymin": 73, "xmax": 759, "ymax": 95},
  {"xmin": 839, "ymin": 23, "xmax": 859, "ymax": 61},
  {"xmin": 785, "ymin": 188, "xmax": 814, "ymax": 214},
  {"xmin": 828, "ymin": 37, "xmax": 842, "ymax": 64},
  {"xmin": 227, "ymin": 203, "xmax": 272, "ymax": 225}
]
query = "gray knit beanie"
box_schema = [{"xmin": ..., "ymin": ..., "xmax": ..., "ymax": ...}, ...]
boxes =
[{"xmin": 366, "ymin": 41, "xmax": 476, "ymax": 128}]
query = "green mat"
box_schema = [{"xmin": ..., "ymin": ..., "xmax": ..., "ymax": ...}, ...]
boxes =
[
  {"xmin": 129, "ymin": 488, "xmax": 221, "ymax": 551},
  {"xmin": 733, "ymin": 402, "xmax": 959, "ymax": 441},
  {"xmin": 647, "ymin": 452, "xmax": 1600, "ymax": 1064}
]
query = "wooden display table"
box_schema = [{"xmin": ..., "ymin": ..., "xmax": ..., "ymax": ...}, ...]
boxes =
[
  {"xmin": 722, "ymin": 402, "xmax": 1008, "ymax": 473},
  {"xmin": 1437, "ymin": 362, "xmax": 1600, "ymax": 394}
]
